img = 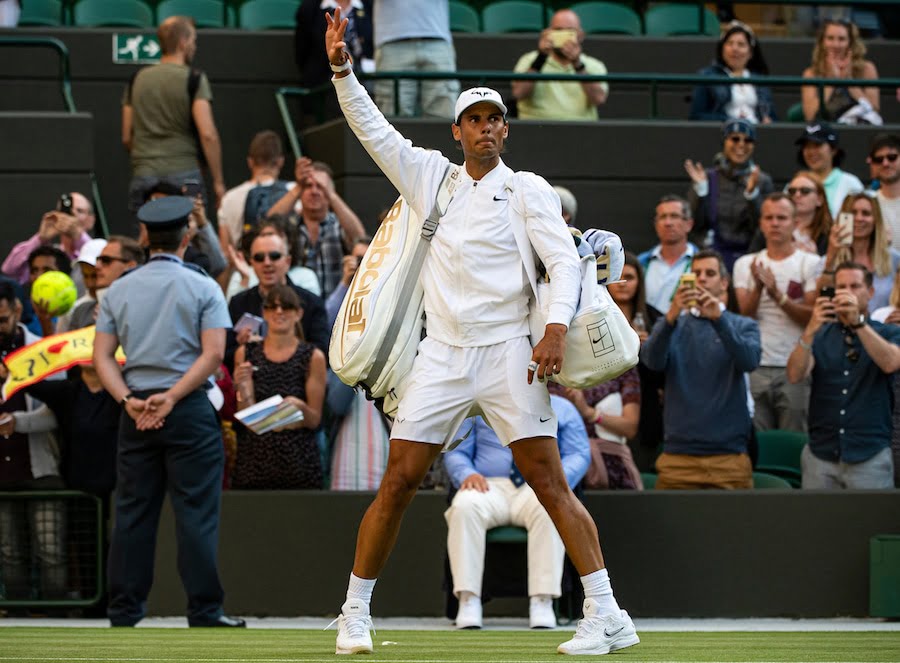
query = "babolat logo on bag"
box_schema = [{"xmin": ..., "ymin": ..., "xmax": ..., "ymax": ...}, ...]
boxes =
[{"xmin": 343, "ymin": 199, "xmax": 402, "ymax": 337}]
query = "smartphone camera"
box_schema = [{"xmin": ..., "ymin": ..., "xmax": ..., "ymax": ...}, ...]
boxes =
[
  {"xmin": 57, "ymin": 193, "xmax": 74, "ymax": 216},
  {"xmin": 182, "ymin": 179, "xmax": 202, "ymax": 198},
  {"xmin": 819, "ymin": 286, "xmax": 836, "ymax": 320}
]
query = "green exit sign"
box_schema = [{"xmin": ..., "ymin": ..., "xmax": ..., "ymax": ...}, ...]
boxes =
[{"xmin": 113, "ymin": 33, "xmax": 162, "ymax": 64}]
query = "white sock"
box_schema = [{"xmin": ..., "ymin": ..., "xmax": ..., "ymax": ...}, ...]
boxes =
[
  {"xmin": 458, "ymin": 590, "xmax": 479, "ymax": 603},
  {"xmin": 581, "ymin": 568, "xmax": 620, "ymax": 615},
  {"xmin": 346, "ymin": 572, "xmax": 376, "ymax": 605}
]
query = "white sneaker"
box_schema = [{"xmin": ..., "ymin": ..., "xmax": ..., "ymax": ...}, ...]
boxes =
[
  {"xmin": 529, "ymin": 595, "xmax": 557, "ymax": 629},
  {"xmin": 455, "ymin": 592, "xmax": 482, "ymax": 629},
  {"xmin": 557, "ymin": 599, "xmax": 639, "ymax": 655},
  {"xmin": 333, "ymin": 599, "xmax": 375, "ymax": 655}
]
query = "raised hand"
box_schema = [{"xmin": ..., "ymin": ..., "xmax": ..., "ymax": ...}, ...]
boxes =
[
  {"xmin": 324, "ymin": 7, "xmax": 350, "ymax": 67},
  {"xmin": 683, "ymin": 159, "xmax": 707, "ymax": 185}
]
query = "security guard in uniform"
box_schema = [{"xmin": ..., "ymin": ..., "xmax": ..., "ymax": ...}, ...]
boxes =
[{"xmin": 93, "ymin": 196, "xmax": 244, "ymax": 627}]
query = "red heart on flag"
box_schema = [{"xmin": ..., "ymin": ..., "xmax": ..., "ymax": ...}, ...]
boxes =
[{"xmin": 47, "ymin": 341, "xmax": 68, "ymax": 354}]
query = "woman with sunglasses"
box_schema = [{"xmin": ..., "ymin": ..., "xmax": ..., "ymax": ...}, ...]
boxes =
[
  {"xmin": 684, "ymin": 118, "xmax": 774, "ymax": 271},
  {"xmin": 821, "ymin": 193, "xmax": 900, "ymax": 313},
  {"xmin": 689, "ymin": 21, "xmax": 775, "ymax": 124},
  {"xmin": 784, "ymin": 171, "xmax": 833, "ymax": 255},
  {"xmin": 801, "ymin": 19, "xmax": 880, "ymax": 124},
  {"xmin": 231, "ymin": 284, "xmax": 326, "ymax": 489}
]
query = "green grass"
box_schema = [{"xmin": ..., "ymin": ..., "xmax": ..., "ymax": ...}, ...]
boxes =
[{"xmin": 0, "ymin": 629, "xmax": 898, "ymax": 663}]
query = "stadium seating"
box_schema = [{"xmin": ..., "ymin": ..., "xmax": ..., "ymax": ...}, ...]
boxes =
[
  {"xmin": 450, "ymin": 0, "xmax": 481, "ymax": 33},
  {"xmin": 238, "ymin": 0, "xmax": 299, "ymax": 30},
  {"xmin": 755, "ymin": 429, "xmax": 806, "ymax": 488},
  {"xmin": 18, "ymin": 0, "xmax": 65, "ymax": 26},
  {"xmin": 481, "ymin": 0, "xmax": 548, "ymax": 33},
  {"xmin": 571, "ymin": 1, "xmax": 643, "ymax": 35},
  {"xmin": 752, "ymin": 471, "xmax": 794, "ymax": 489},
  {"xmin": 643, "ymin": 3, "xmax": 720, "ymax": 36},
  {"xmin": 157, "ymin": 0, "xmax": 230, "ymax": 28},
  {"xmin": 73, "ymin": 0, "xmax": 154, "ymax": 28}
]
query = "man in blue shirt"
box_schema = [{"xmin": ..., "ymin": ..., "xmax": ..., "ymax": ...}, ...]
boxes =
[
  {"xmin": 641, "ymin": 249, "xmax": 762, "ymax": 489},
  {"xmin": 786, "ymin": 262, "xmax": 900, "ymax": 489},
  {"xmin": 444, "ymin": 395, "xmax": 590, "ymax": 630},
  {"xmin": 637, "ymin": 195, "xmax": 699, "ymax": 315}
]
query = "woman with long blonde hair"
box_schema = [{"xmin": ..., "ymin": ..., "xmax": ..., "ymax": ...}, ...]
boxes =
[
  {"xmin": 786, "ymin": 170, "xmax": 832, "ymax": 255},
  {"xmin": 801, "ymin": 19, "xmax": 879, "ymax": 123},
  {"xmin": 822, "ymin": 193, "xmax": 900, "ymax": 312}
]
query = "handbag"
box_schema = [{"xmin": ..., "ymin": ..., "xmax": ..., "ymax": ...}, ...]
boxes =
[{"xmin": 506, "ymin": 173, "xmax": 640, "ymax": 388}]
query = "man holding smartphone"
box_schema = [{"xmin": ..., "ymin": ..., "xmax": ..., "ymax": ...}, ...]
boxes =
[
  {"xmin": 511, "ymin": 9, "xmax": 608, "ymax": 121},
  {"xmin": 786, "ymin": 262, "xmax": 900, "ymax": 489}
]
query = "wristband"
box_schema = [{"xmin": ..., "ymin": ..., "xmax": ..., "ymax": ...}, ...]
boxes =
[
  {"xmin": 121, "ymin": 393, "xmax": 133, "ymax": 407},
  {"xmin": 330, "ymin": 58, "xmax": 353, "ymax": 73},
  {"xmin": 778, "ymin": 293, "xmax": 788, "ymax": 306},
  {"xmin": 573, "ymin": 60, "xmax": 586, "ymax": 72},
  {"xmin": 594, "ymin": 413, "xmax": 604, "ymax": 426},
  {"xmin": 798, "ymin": 339, "xmax": 812, "ymax": 352},
  {"xmin": 530, "ymin": 52, "xmax": 548, "ymax": 71}
]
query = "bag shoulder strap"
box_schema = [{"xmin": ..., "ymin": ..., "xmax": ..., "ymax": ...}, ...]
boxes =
[{"xmin": 504, "ymin": 173, "xmax": 540, "ymax": 301}]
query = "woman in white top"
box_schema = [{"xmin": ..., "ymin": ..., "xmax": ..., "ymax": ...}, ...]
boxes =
[{"xmin": 689, "ymin": 21, "xmax": 775, "ymax": 123}]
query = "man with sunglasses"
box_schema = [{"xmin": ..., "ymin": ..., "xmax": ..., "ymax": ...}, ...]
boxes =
[
  {"xmin": 786, "ymin": 261, "xmax": 900, "ymax": 489},
  {"xmin": 684, "ymin": 119, "xmax": 773, "ymax": 272},
  {"xmin": 869, "ymin": 134, "xmax": 900, "ymax": 247},
  {"xmin": 226, "ymin": 231, "xmax": 328, "ymax": 368}
]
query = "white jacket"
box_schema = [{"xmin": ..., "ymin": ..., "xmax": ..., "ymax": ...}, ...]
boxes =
[{"xmin": 333, "ymin": 73, "xmax": 580, "ymax": 347}]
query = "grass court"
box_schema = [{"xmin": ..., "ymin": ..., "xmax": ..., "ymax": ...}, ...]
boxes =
[{"xmin": 0, "ymin": 628, "xmax": 899, "ymax": 663}]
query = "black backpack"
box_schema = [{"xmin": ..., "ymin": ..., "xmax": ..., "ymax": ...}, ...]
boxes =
[{"xmin": 242, "ymin": 180, "xmax": 291, "ymax": 235}]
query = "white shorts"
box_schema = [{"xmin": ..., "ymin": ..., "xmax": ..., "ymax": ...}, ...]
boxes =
[{"xmin": 391, "ymin": 336, "xmax": 557, "ymax": 447}]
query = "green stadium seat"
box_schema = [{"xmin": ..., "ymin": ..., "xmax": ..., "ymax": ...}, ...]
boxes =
[
  {"xmin": 482, "ymin": 0, "xmax": 547, "ymax": 33},
  {"xmin": 450, "ymin": 0, "xmax": 480, "ymax": 33},
  {"xmin": 786, "ymin": 102, "xmax": 805, "ymax": 122},
  {"xmin": 571, "ymin": 1, "xmax": 642, "ymax": 35},
  {"xmin": 755, "ymin": 429, "xmax": 806, "ymax": 488},
  {"xmin": 73, "ymin": 0, "xmax": 154, "ymax": 28},
  {"xmin": 238, "ymin": 0, "xmax": 299, "ymax": 30},
  {"xmin": 157, "ymin": 0, "xmax": 229, "ymax": 28},
  {"xmin": 752, "ymin": 471, "xmax": 794, "ymax": 489},
  {"xmin": 18, "ymin": 0, "xmax": 65, "ymax": 26},
  {"xmin": 486, "ymin": 525, "xmax": 527, "ymax": 543},
  {"xmin": 643, "ymin": 4, "xmax": 720, "ymax": 36},
  {"xmin": 640, "ymin": 472, "xmax": 657, "ymax": 489}
]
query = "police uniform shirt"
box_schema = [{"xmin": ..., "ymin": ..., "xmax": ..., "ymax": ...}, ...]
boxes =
[{"xmin": 96, "ymin": 255, "xmax": 232, "ymax": 391}]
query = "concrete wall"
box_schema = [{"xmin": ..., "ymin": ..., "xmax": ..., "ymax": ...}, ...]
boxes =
[{"xmin": 146, "ymin": 490, "xmax": 900, "ymax": 618}]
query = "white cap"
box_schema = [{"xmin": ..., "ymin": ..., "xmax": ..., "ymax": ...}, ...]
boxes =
[
  {"xmin": 75, "ymin": 238, "xmax": 108, "ymax": 266},
  {"xmin": 454, "ymin": 87, "xmax": 508, "ymax": 124}
]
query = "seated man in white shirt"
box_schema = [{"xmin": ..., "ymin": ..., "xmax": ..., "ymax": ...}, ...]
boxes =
[{"xmin": 444, "ymin": 394, "xmax": 590, "ymax": 630}]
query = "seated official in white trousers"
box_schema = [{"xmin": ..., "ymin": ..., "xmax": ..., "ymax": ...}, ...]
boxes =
[{"xmin": 444, "ymin": 394, "xmax": 590, "ymax": 629}]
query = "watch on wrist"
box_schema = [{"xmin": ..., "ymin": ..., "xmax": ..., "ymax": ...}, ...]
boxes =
[
  {"xmin": 850, "ymin": 314, "xmax": 866, "ymax": 330},
  {"xmin": 573, "ymin": 60, "xmax": 586, "ymax": 72},
  {"xmin": 121, "ymin": 393, "xmax": 133, "ymax": 407}
]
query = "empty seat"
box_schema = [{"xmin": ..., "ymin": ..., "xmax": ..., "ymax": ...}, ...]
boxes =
[
  {"xmin": 752, "ymin": 471, "xmax": 794, "ymax": 489},
  {"xmin": 239, "ymin": 0, "xmax": 299, "ymax": 30},
  {"xmin": 482, "ymin": 0, "xmax": 546, "ymax": 33},
  {"xmin": 571, "ymin": 1, "xmax": 642, "ymax": 35},
  {"xmin": 157, "ymin": 0, "xmax": 229, "ymax": 28},
  {"xmin": 18, "ymin": 0, "xmax": 65, "ymax": 26},
  {"xmin": 73, "ymin": 0, "xmax": 154, "ymax": 28},
  {"xmin": 449, "ymin": 0, "xmax": 480, "ymax": 33},
  {"xmin": 644, "ymin": 4, "xmax": 720, "ymax": 36}
]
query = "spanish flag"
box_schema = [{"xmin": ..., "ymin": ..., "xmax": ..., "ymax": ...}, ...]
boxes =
[{"xmin": 1, "ymin": 326, "xmax": 125, "ymax": 401}]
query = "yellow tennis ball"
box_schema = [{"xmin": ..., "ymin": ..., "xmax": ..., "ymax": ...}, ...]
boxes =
[{"xmin": 32, "ymin": 271, "xmax": 77, "ymax": 316}]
